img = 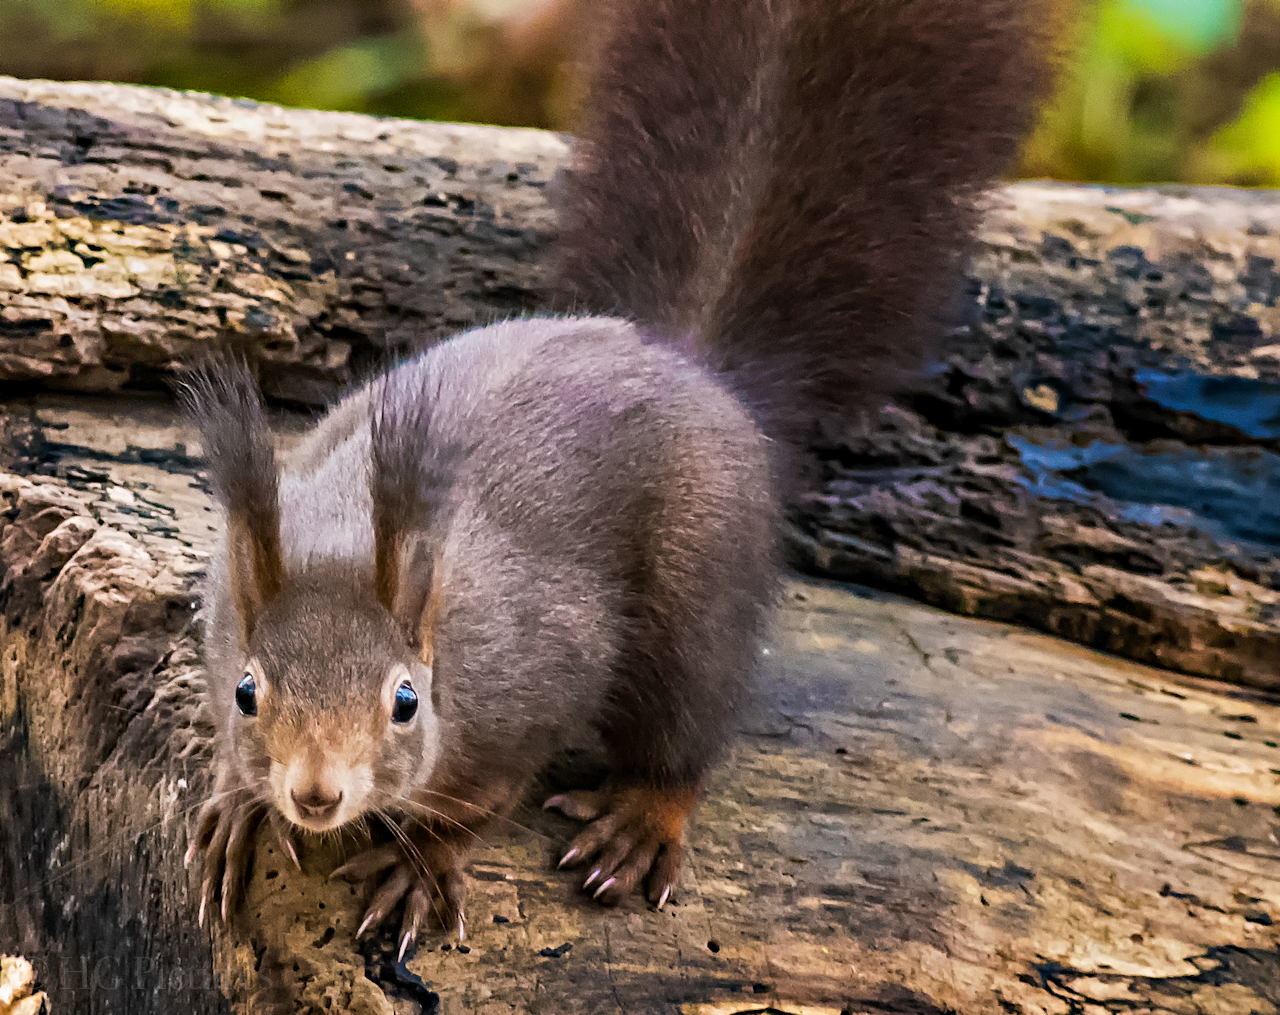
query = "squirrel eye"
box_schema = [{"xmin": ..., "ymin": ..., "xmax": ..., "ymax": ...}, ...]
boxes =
[
  {"xmin": 392, "ymin": 681, "xmax": 418, "ymax": 724},
  {"xmin": 235, "ymin": 673, "xmax": 257, "ymax": 717}
]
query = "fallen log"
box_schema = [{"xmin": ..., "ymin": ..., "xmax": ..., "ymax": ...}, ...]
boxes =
[
  {"xmin": 3, "ymin": 76, "xmax": 1280, "ymax": 689},
  {"xmin": 794, "ymin": 185, "xmax": 1280, "ymax": 695},
  {"xmin": 1, "ymin": 421, "xmax": 1278, "ymax": 1014},
  {"xmin": 1, "ymin": 75, "xmax": 1279, "ymax": 1015},
  {"xmin": 0, "ymin": 75, "xmax": 563, "ymax": 404}
]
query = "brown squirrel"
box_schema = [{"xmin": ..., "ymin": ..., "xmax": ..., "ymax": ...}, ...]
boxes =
[{"xmin": 184, "ymin": 0, "xmax": 1065, "ymax": 960}]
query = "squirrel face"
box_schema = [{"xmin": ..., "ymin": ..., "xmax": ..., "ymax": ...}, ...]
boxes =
[
  {"xmin": 229, "ymin": 571, "xmax": 442, "ymax": 834},
  {"xmin": 185, "ymin": 359, "xmax": 453, "ymax": 835}
]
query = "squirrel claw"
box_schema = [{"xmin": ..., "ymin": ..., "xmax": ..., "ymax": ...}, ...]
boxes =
[
  {"xmin": 331, "ymin": 860, "xmax": 357, "ymax": 881},
  {"xmin": 396, "ymin": 884, "xmax": 433, "ymax": 960},
  {"xmin": 593, "ymin": 877, "xmax": 616, "ymax": 900},
  {"xmin": 555, "ymin": 783, "xmax": 694, "ymax": 907},
  {"xmin": 332, "ymin": 843, "xmax": 399, "ymax": 882},
  {"xmin": 543, "ymin": 790, "xmax": 607, "ymax": 822},
  {"xmin": 268, "ymin": 810, "xmax": 301, "ymax": 870}
]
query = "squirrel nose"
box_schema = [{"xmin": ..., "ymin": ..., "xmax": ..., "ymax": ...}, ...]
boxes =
[{"xmin": 291, "ymin": 786, "xmax": 343, "ymax": 820}]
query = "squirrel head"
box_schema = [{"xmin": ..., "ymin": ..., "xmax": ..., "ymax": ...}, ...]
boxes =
[
  {"xmin": 185, "ymin": 358, "xmax": 451, "ymax": 834},
  {"xmin": 231, "ymin": 570, "xmax": 442, "ymax": 833}
]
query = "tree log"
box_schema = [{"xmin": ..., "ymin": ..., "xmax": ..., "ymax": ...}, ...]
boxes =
[
  {"xmin": 3, "ymin": 76, "xmax": 1280, "ymax": 690},
  {"xmin": 0, "ymin": 75, "xmax": 564, "ymax": 404},
  {"xmin": 1, "ymin": 419, "xmax": 1278, "ymax": 1013},
  {"xmin": 2, "ymin": 76, "xmax": 1280, "ymax": 1013},
  {"xmin": 795, "ymin": 184, "xmax": 1280, "ymax": 695}
]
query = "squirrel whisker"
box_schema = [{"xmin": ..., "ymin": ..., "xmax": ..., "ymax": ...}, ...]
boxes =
[{"xmin": 391, "ymin": 789, "xmax": 548, "ymax": 842}]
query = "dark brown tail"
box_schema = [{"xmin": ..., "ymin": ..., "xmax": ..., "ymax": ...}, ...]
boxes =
[{"xmin": 555, "ymin": 0, "xmax": 1071, "ymax": 458}]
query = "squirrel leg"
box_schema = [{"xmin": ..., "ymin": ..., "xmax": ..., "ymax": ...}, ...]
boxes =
[
  {"xmin": 545, "ymin": 783, "xmax": 697, "ymax": 908},
  {"xmin": 335, "ymin": 827, "xmax": 468, "ymax": 958},
  {"xmin": 186, "ymin": 771, "xmax": 269, "ymax": 927},
  {"xmin": 546, "ymin": 468, "xmax": 772, "ymax": 907}
]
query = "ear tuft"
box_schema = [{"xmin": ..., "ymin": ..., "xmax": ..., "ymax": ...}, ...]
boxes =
[
  {"xmin": 179, "ymin": 355, "xmax": 283, "ymax": 645},
  {"xmin": 369, "ymin": 366, "xmax": 456, "ymax": 653}
]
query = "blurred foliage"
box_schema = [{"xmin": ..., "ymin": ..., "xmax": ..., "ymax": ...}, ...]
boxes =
[
  {"xmin": 1022, "ymin": 0, "xmax": 1280, "ymax": 184},
  {"xmin": 3, "ymin": 0, "xmax": 1280, "ymax": 185},
  {"xmin": 0, "ymin": 0, "xmax": 585, "ymax": 128}
]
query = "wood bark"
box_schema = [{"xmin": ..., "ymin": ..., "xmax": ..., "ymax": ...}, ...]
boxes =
[
  {"xmin": 4, "ymin": 77, "xmax": 1280, "ymax": 689},
  {"xmin": 0, "ymin": 75, "xmax": 564, "ymax": 404},
  {"xmin": 1, "ymin": 75, "xmax": 1280, "ymax": 1014},
  {"xmin": 796, "ymin": 184, "xmax": 1280, "ymax": 695},
  {"xmin": 1, "ymin": 426, "xmax": 1278, "ymax": 1014}
]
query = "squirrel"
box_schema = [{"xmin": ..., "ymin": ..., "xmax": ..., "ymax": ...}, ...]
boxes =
[{"xmin": 184, "ymin": 0, "xmax": 1066, "ymax": 960}]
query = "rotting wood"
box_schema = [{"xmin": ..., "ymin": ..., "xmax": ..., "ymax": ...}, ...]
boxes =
[
  {"xmin": 1, "ymin": 414, "xmax": 1278, "ymax": 1014},
  {"xmin": 5, "ymin": 77, "xmax": 1280, "ymax": 688}
]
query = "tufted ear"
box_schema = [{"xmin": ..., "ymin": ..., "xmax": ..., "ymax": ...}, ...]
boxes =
[
  {"xmin": 368, "ymin": 367, "xmax": 455, "ymax": 664},
  {"xmin": 180, "ymin": 357, "xmax": 283, "ymax": 648}
]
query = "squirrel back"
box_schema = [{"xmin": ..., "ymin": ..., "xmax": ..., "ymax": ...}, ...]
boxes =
[{"xmin": 555, "ymin": 0, "xmax": 1070, "ymax": 464}]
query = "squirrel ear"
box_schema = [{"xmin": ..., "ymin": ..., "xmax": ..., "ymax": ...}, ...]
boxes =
[
  {"xmin": 225, "ymin": 507, "xmax": 284, "ymax": 648},
  {"xmin": 374, "ymin": 530, "xmax": 440, "ymax": 665},
  {"xmin": 180, "ymin": 356, "xmax": 283, "ymax": 647},
  {"xmin": 369, "ymin": 368, "xmax": 454, "ymax": 664}
]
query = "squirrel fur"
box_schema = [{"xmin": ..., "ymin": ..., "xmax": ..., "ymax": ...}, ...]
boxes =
[{"xmin": 185, "ymin": 0, "xmax": 1066, "ymax": 954}]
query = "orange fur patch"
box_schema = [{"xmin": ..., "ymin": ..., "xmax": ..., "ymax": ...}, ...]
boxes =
[
  {"xmin": 614, "ymin": 784, "xmax": 699, "ymax": 842},
  {"xmin": 418, "ymin": 572, "xmax": 443, "ymax": 668}
]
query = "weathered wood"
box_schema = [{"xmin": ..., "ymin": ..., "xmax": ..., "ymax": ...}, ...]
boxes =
[
  {"xmin": 0, "ymin": 75, "xmax": 564, "ymax": 404},
  {"xmin": 2, "ymin": 403, "xmax": 1278, "ymax": 1014},
  {"xmin": 5, "ymin": 77, "xmax": 1280, "ymax": 689},
  {"xmin": 794, "ymin": 185, "xmax": 1280, "ymax": 696},
  {"xmin": 2, "ymin": 77, "xmax": 1280, "ymax": 1011}
]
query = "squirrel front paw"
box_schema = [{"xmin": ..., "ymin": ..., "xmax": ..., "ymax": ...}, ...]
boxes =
[
  {"xmin": 185, "ymin": 789, "xmax": 298, "ymax": 927},
  {"xmin": 334, "ymin": 834, "xmax": 466, "ymax": 960},
  {"xmin": 544, "ymin": 783, "xmax": 697, "ymax": 908}
]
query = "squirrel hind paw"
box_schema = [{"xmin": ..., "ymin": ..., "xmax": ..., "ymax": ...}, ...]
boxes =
[{"xmin": 553, "ymin": 783, "xmax": 695, "ymax": 907}]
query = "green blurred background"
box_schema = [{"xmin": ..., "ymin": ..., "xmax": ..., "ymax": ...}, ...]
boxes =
[{"xmin": 0, "ymin": 0, "xmax": 1277, "ymax": 186}]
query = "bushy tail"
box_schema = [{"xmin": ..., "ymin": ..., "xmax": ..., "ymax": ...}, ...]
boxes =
[{"xmin": 555, "ymin": 0, "xmax": 1072, "ymax": 458}]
